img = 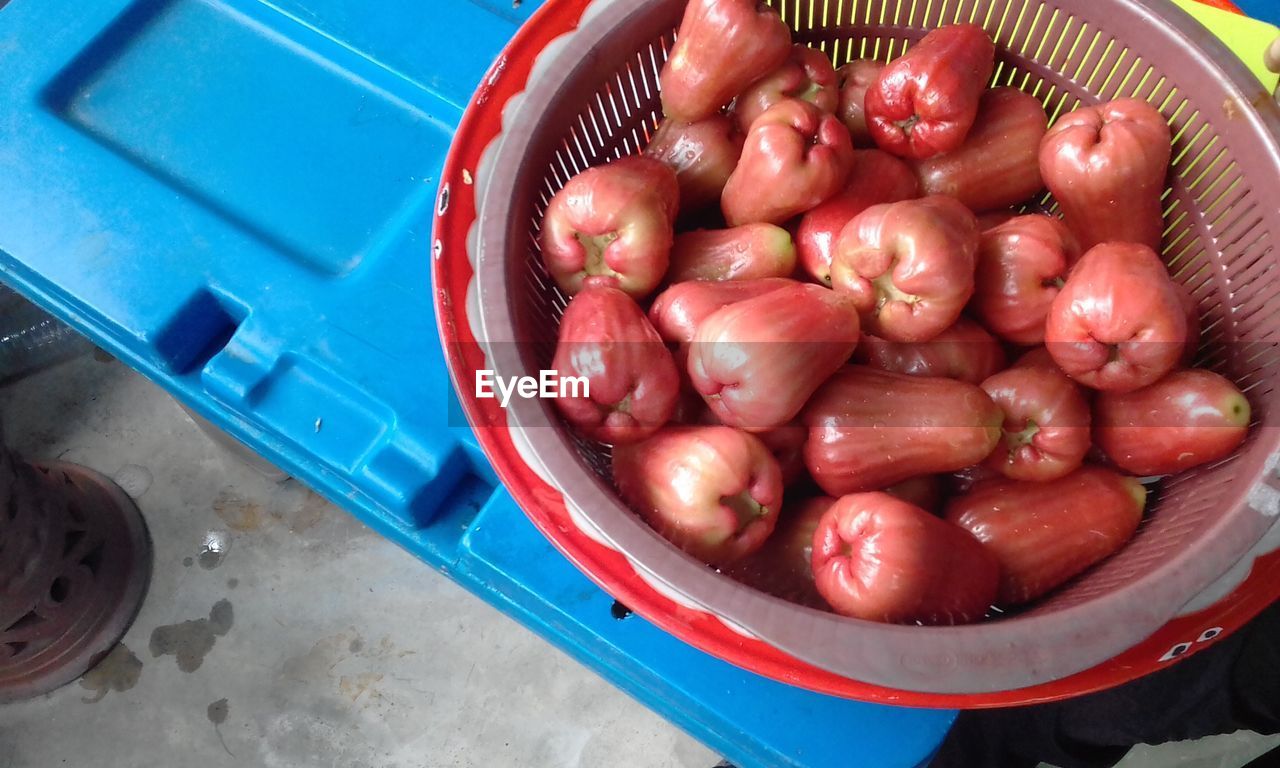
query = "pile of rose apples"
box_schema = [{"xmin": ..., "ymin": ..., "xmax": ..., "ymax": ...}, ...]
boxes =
[{"xmin": 537, "ymin": 0, "xmax": 1252, "ymax": 625}]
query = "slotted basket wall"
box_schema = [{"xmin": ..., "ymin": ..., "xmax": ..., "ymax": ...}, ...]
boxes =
[{"xmin": 454, "ymin": 0, "xmax": 1280, "ymax": 695}]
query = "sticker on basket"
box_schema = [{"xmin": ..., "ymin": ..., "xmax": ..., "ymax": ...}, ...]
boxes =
[
  {"xmin": 436, "ymin": 183, "xmax": 450, "ymax": 216},
  {"xmin": 1157, "ymin": 626, "xmax": 1225, "ymax": 662}
]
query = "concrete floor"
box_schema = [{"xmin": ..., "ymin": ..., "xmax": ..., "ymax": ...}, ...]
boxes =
[
  {"xmin": 0, "ymin": 353, "xmax": 716, "ymax": 768},
  {"xmin": 1, "ymin": 351, "xmax": 1278, "ymax": 768}
]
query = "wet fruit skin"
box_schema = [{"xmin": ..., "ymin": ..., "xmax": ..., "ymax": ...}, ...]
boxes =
[
  {"xmin": 981, "ymin": 365, "xmax": 1092, "ymax": 482},
  {"xmin": 667, "ymin": 224, "xmax": 796, "ymax": 283},
  {"xmin": 551, "ymin": 278, "xmax": 681, "ymax": 444},
  {"xmin": 722, "ymin": 99, "xmax": 856, "ymax": 226},
  {"xmin": 1044, "ymin": 242, "xmax": 1188, "ymax": 392},
  {"xmin": 648, "ymin": 277, "xmax": 797, "ymax": 373},
  {"xmin": 1094, "ymin": 369, "xmax": 1251, "ymax": 476},
  {"xmin": 864, "ymin": 24, "xmax": 997, "ymax": 160},
  {"xmin": 811, "ymin": 492, "xmax": 1000, "ymax": 624},
  {"xmin": 649, "ymin": 278, "xmax": 798, "ymax": 347},
  {"xmin": 831, "ymin": 195, "xmax": 980, "ymax": 343},
  {"xmin": 1039, "ymin": 98, "xmax": 1173, "ymax": 252},
  {"xmin": 835, "ymin": 59, "xmax": 884, "ymax": 146},
  {"xmin": 540, "ymin": 156, "xmax": 680, "ymax": 299},
  {"xmin": 971, "ymin": 214, "xmax": 1082, "ymax": 345},
  {"xmin": 733, "ymin": 44, "xmax": 841, "ymax": 131},
  {"xmin": 645, "ymin": 116, "xmax": 745, "ymax": 215},
  {"xmin": 910, "ymin": 87, "xmax": 1049, "ymax": 213},
  {"xmin": 613, "ymin": 425, "xmax": 783, "ymax": 566},
  {"xmin": 660, "ymin": 0, "xmax": 793, "ymax": 123},
  {"xmin": 946, "ymin": 467, "xmax": 1147, "ymax": 605},
  {"xmin": 854, "ymin": 317, "xmax": 1006, "ymax": 385},
  {"xmin": 688, "ymin": 283, "xmax": 861, "ymax": 431},
  {"xmin": 795, "ymin": 149, "xmax": 921, "ymax": 288},
  {"xmin": 802, "ymin": 366, "xmax": 1004, "ymax": 495}
]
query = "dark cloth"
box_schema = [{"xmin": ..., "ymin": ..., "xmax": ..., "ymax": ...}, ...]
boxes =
[{"xmin": 930, "ymin": 601, "xmax": 1280, "ymax": 768}]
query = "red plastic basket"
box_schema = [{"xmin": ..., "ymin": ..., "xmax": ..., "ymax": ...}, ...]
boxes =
[{"xmin": 434, "ymin": 0, "xmax": 1280, "ymax": 706}]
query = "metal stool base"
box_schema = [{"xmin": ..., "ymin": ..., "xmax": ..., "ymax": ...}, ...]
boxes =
[{"xmin": 1, "ymin": 453, "xmax": 152, "ymax": 702}]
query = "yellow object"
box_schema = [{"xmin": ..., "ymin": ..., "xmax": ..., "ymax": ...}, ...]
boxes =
[{"xmin": 1173, "ymin": 0, "xmax": 1280, "ymax": 90}]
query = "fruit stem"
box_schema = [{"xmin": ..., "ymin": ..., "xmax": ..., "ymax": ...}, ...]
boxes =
[
  {"xmin": 1007, "ymin": 419, "xmax": 1039, "ymax": 449},
  {"xmin": 895, "ymin": 114, "xmax": 921, "ymax": 135},
  {"xmin": 721, "ymin": 491, "xmax": 766, "ymax": 535},
  {"xmin": 871, "ymin": 268, "xmax": 921, "ymax": 313},
  {"xmin": 575, "ymin": 231, "xmax": 621, "ymax": 277},
  {"xmin": 798, "ymin": 81, "xmax": 824, "ymax": 103}
]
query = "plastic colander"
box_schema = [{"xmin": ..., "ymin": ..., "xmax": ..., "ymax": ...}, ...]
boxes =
[{"xmin": 434, "ymin": 0, "xmax": 1280, "ymax": 701}]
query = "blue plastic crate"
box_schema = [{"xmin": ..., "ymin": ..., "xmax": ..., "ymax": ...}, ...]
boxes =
[
  {"xmin": 1237, "ymin": 1, "xmax": 1280, "ymax": 26},
  {"xmin": 0, "ymin": 1, "xmax": 958, "ymax": 765}
]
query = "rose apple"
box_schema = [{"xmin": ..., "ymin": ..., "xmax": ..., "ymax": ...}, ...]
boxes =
[{"xmin": 614, "ymin": 425, "xmax": 783, "ymax": 565}]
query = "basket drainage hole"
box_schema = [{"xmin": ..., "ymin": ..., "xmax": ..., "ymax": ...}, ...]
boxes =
[{"xmin": 49, "ymin": 576, "xmax": 71, "ymax": 603}]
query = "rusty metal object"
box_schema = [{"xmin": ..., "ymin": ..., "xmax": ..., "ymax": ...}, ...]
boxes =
[{"xmin": 0, "ymin": 447, "xmax": 151, "ymax": 702}]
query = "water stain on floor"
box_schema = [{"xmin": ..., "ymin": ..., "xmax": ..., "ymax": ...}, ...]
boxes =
[
  {"xmin": 338, "ymin": 672, "xmax": 385, "ymax": 705},
  {"xmin": 213, "ymin": 492, "xmax": 264, "ymax": 532},
  {"xmin": 78, "ymin": 643, "xmax": 143, "ymax": 703},
  {"xmin": 207, "ymin": 698, "xmax": 235, "ymax": 757},
  {"xmin": 213, "ymin": 488, "xmax": 328, "ymax": 534},
  {"xmin": 149, "ymin": 599, "xmax": 234, "ymax": 672},
  {"xmin": 281, "ymin": 631, "xmax": 356, "ymax": 683},
  {"xmin": 207, "ymin": 698, "xmax": 229, "ymax": 725},
  {"xmin": 285, "ymin": 491, "xmax": 329, "ymax": 534},
  {"xmin": 198, "ymin": 548, "xmax": 225, "ymax": 569},
  {"xmin": 276, "ymin": 629, "xmax": 412, "ymax": 715},
  {"xmin": 198, "ymin": 530, "xmax": 231, "ymax": 570}
]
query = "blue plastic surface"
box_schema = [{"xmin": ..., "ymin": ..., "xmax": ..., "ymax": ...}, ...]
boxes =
[
  {"xmin": 0, "ymin": 0, "xmax": 956, "ymax": 765},
  {"xmin": 1237, "ymin": 0, "xmax": 1280, "ymax": 25}
]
